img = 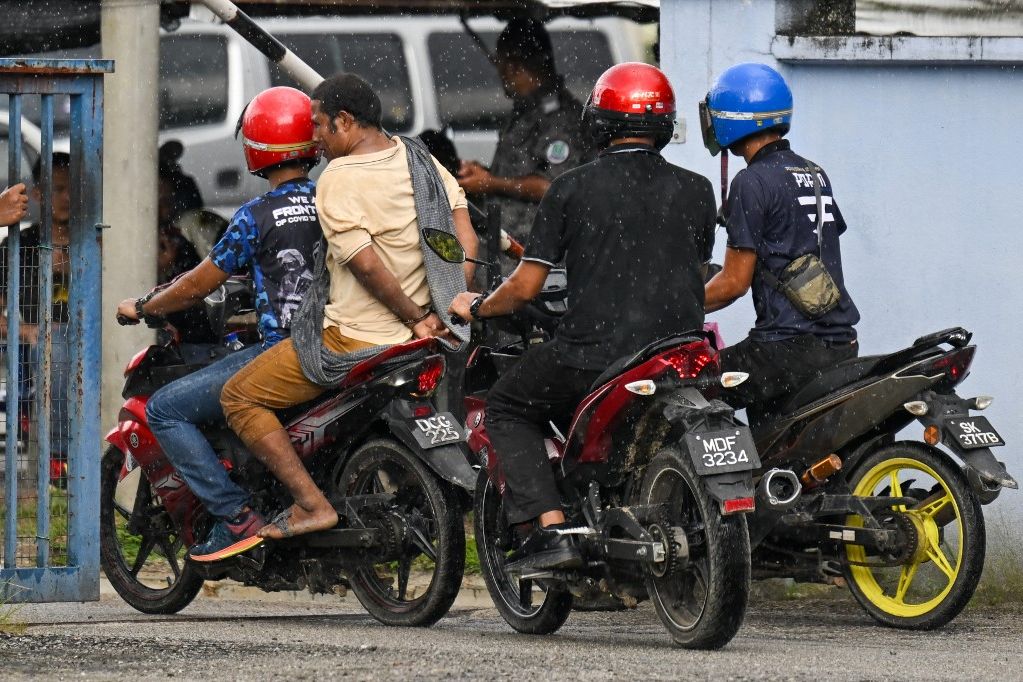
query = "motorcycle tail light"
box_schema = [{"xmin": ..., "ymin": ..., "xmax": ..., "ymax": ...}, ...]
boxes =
[
  {"xmin": 722, "ymin": 497, "xmax": 755, "ymax": 515},
  {"xmin": 662, "ymin": 345, "xmax": 714, "ymax": 380},
  {"xmin": 914, "ymin": 346, "xmax": 976, "ymax": 383},
  {"xmin": 412, "ymin": 356, "xmax": 445, "ymax": 398}
]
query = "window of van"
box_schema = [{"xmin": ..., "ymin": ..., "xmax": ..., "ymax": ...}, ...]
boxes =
[
  {"xmin": 428, "ymin": 30, "xmax": 613, "ymax": 130},
  {"xmin": 269, "ymin": 33, "xmax": 414, "ymax": 132},
  {"xmin": 159, "ymin": 34, "xmax": 229, "ymax": 130}
]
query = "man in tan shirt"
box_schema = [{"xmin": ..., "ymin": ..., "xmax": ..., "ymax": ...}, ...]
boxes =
[{"xmin": 221, "ymin": 73, "xmax": 477, "ymax": 541}]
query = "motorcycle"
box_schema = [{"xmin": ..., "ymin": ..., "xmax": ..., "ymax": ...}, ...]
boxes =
[
  {"xmin": 424, "ymin": 229, "xmax": 796, "ymax": 649},
  {"xmin": 101, "ymin": 277, "xmax": 475, "ymax": 626},
  {"xmin": 744, "ymin": 326, "xmax": 1016, "ymax": 629}
]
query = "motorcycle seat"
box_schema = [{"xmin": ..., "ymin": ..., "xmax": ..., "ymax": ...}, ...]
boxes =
[
  {"xmin": 778, "ymin": 354, "xmax": 885, "ymax": 413},
  {"xmin": 589, "ymin": 331, "xmax": 705, "ymax": 392}
]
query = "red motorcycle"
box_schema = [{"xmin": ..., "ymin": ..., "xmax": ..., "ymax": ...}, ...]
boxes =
[
  {"xmin": 101, "ymin": 278, "xmax": 475, "ymax": 627},
  {"xmin": 426, "ymin": 230, "xmax": 797, "ymax": 649}
]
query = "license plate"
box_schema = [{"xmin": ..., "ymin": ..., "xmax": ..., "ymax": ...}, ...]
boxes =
[
  {"xmin": 411, "ymin": 412, "xmax": 466, "ymax": 450},
  {"xmin": 945, "ymin": 416, "xmax": 1004, "ymax": 450},
  {"xmin": 685, "ymin": 427, "xmax": 761, "ymax": 475}
]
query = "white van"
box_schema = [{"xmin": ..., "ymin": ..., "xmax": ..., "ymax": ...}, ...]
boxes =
[
  {"xmin": 18, "ymin": 16, "xmax": 650, "ymax": 215},
  {"xmin": 155, "ymin": 15, "xmax": 650, "ymax": 214}
]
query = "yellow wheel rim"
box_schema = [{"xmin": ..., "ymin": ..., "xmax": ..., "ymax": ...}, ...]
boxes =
[{"xmin": 846, "ymin": 457, "xmax": 963, "ymax": 619}]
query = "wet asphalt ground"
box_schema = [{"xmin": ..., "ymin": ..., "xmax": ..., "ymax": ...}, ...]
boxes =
[{"xmin": 2, "ymin": 587, "xmax": 1021, "ymax": 681}]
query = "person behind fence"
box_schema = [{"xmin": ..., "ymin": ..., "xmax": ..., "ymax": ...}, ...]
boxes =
[
  {"xmin": 0, "ymin": 154, "xmax": 73, "ymax": 473},
  {"xmin": 701, "ymin": 63, "xmax": 859, "ymax": 425},
  {"xmin": 220, "ymin": 72, "xmax": 478, "ymax": 545},
  {"xmin": 456, "ymin": 18, "xmax": 591, "ymax": 264},
  {"xmin": 115, "ymin": 86, "xmax": 322, "ymax": 562},
  {"xmin": 448, "ymin": 64, "xmax": 716, "ymax": 571}
]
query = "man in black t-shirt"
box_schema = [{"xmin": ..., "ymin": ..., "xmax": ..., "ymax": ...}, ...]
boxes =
[
  {"xmin": 450, "ymin": 64, "xmax": 715, "ymax": 571},
  {"xmin": 702, "ymin": 64, "xmax": 859, "ymax": 423}
]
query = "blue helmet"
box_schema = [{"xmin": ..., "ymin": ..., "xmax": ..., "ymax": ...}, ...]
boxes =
[{"xmin": 699, "ymin": 63, "xmax": 793, "ymax": 155}]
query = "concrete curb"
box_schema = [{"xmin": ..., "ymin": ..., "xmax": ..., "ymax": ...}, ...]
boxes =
[{"xmin": 100, "ymin": 575, "xmax": 496, "ymax": 609}]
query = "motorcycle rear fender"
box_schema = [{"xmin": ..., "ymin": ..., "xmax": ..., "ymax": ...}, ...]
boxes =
[
  {"xmin": 912, "ymin": 390, "xmax": 1017, "ymax": 494},
  {"xmin": 951, "ymin": 445, "xmax": 1017, "ymax": 491},
  {"xmin": 384, "ymin": 401, "xmax": 477, "ymax": 491}
]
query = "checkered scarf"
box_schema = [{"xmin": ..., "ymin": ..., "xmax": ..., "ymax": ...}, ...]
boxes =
[{"xmin": 290, "ymin": 136, "xmax": 470, "ymax": 387}]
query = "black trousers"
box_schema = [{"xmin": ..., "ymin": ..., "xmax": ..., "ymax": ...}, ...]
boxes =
[
  {"xmin": 718, "ymin": 334, "xmax": 858, "ymax": 425},
  {"xmin": 485, "ymin": 343, "xmax": 602, "ymax": 525}
]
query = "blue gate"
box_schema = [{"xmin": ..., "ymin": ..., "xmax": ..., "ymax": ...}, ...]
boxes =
[{"xmin": 0, "ymin": 59, "xmax": 110, "ymax": 602}]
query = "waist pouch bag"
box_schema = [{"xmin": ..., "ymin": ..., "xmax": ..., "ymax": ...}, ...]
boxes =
[{"xmin": 759, "ymin": 161, "xmax": 841, "ymax": 319}]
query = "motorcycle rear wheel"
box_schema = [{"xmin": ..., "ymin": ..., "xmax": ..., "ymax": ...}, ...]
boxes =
[
  {"xmin": 473, "ymin": 470, "xmax": 573, "ymax": 634},
  {"xmin": 339, "ymin": 438, "xmax": 464, "ymax": 627},
  {"xmin": 99, "ymin": 447, "xmax": 204, "ymax": 614},
  {"xmin": 843, "ymin": 442, "xmax": 984, "ymax": 630},
  {"xmin": 640, "ymin": 446, "xmax": 751, "ymax": 650}
]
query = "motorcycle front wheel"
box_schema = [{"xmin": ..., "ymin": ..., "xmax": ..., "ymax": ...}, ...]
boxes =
[
  {"xmin": 473, "ymin": 470, "xmax": 573, "ymax": 634},
  {"xmin": 844, "ymin": 442, "xmax": 984, "ymax": 630},
  {"xmin": 338, "ymin": 438, "xmax": 464, "ymax": 627},
  {"xmin": 99, "ymin": 447, "xmax": 204, "ymax": 614},
  {"xmin": 640, "ymin": 446, "xmax": 751, "ymax": 650}
]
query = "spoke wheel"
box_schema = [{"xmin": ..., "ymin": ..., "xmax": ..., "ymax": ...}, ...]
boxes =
[
  {"xmin": 640, "ymin": 446, "xmax": 750, "ymax": 650},
  {"xmin": 844, "ymin": 442, "xmax": 985, "ymax": 630},
  {"xmin": 339, "ymin": 439, "xmax": 464, "ymax": 627},
  {"xmin": 473, "ymin": 470, "xmax": 573, "ymax": 634},
  {"xmin": 99, "ymin": 447, "xmax": 203, "ymax": 614}
]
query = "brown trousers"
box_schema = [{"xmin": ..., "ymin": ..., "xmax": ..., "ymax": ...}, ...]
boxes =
[{"xmin": 221, "ymin": 327, "xmax": 376, "ymax": 446}]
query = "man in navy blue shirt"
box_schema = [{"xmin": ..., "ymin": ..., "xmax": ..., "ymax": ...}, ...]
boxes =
[
  {"xmin": 115, "ymin": 87, "xmax": 323, "ymax": 561},
  {"xmin": 701, "ymin": 64, "xmax": 859, "ymax": 423}
]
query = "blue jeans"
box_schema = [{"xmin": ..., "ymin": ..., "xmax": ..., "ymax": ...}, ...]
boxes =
[{"xmin": 146, "ymin": 344, "xmax": 262, "ymax": 519}]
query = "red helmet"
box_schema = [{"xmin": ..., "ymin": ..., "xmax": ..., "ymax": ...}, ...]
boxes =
[
  {"xmin": 239, "ymin": 86, "xmax": 319, "ymax": 176},
  {"xmin": 583, "ymin": 62, "xmax": 676, "ymax": 149}
]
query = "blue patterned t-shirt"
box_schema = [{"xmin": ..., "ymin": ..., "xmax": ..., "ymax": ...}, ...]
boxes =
[{"xmin": 209, "ymin": 178, "xmax": 321, "ymax": 348}]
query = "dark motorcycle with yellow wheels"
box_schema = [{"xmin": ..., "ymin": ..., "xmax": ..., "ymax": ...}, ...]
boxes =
[{"xmin": 747, "ymin": 327, "xmax": 1014, "ymax": 629}]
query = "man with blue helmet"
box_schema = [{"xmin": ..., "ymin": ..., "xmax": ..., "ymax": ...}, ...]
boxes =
[{"xmin": 701, "ymin": 63, "xmax": 860, "ymax": 423}]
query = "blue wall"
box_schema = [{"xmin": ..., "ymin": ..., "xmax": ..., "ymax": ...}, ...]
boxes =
[{"xmin": 661, "ymin": 0, "xmax": 1023, "ymax": 519}]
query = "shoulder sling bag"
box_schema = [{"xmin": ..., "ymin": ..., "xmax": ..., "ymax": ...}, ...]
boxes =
[{"xmin": 757, "ymin": 160, "xmax": 842, "ymax": 319}]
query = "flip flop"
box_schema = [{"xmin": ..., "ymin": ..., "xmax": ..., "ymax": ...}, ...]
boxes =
[
  {"xmin": 188, "ymin": 535, "xmax": 264, "ymax": 563},
  {"xmin": 261, "ymin": 508, "xmax": 295, "ymax": 540}
]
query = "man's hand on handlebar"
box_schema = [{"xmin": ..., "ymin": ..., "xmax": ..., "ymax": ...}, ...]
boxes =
[
  {"xmin": 116, "ymin": 298, "xmax": 141, "ymax": 326},
  {"xmin": 448, "ymin": 292, "xmax": 478, "ymax": 325}
]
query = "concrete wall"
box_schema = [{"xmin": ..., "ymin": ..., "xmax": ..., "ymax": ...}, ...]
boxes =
[{"xmin": 661, "ymin": 0, "xmax": 1023, "ymax": 518}]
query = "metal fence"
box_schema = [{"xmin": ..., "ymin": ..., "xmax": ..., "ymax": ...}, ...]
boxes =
[{"xmin": 0, "ymin": 59, "xmax": 109, "ymax": 603}]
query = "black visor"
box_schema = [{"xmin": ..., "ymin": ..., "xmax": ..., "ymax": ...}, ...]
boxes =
[{"xmin": 699, "ymin": 98, "xmax": 721, "ymax": 156}]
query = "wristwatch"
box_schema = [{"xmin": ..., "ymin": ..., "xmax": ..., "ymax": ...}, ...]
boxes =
[
  {"xmin": 469, "ymin": 294, "xmax": 486, "ymax": 320},
  {"xmin": 134, "ymin": 292, "xmax": 165, "ymax": 327},
  {"xmin": 134, "ymin": 293, "xmax": 151, "ymax": 320}
]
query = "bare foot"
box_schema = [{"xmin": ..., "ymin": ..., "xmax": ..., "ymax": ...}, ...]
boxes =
[{"xmin": 258, "ymin": 504, "xmax": 338, "ymax": 540}]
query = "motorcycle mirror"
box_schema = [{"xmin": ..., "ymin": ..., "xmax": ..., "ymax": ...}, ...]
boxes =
[
  {"xmin": 421, "ymin": 228, "xmax": 493, "ymax": 267},
  {"xmin": 422, "ymin": 227, "xmax": 466, "ymax": 263}
]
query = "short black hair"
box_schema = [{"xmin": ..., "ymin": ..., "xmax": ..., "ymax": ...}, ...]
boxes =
[
  {"xmin": 32, "ymin": 152, "xmax": 71, "ymax": 185},
  {"xmin": 311, "ymin": 73, "xmax": 382, "ymax": 129},
  {"xmin": 495, "ymin": 18, "xmax": 557, "ymax": 80}
]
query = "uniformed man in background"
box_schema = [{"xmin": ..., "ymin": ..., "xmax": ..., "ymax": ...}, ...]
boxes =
[{"xmin": 456, "ymin": 18, "xmax": 592, "ymax": 260}]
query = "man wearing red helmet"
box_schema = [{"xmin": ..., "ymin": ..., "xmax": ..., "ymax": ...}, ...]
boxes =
[
  {"xmin": 115, "ymin": 86, "xmax": 323, "ymax": 561},
  {"xmin": 450, "ymin": 63, "xmax": 716, "ymax": 570}
]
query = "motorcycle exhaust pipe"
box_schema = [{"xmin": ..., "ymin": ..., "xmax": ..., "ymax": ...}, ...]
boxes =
[{"xmin": 756, "ymin": 468, "xmax": 802, "ymax": 511}]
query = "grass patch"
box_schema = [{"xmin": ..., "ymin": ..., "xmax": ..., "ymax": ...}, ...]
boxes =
[
  {"xmin": 971, "ymin": 509, "xmax": 1023, "ymax": 607},
  {"xmin": 465, "ymin": 533, "xmax": 480, "ymax": 575},
  {"xmin": 0, "ymin": 490, "xmax": 70, "ymax": 567},
  {"xmin": 0, "ymin": 581, "xmax": 26, "ymax": 635}
]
